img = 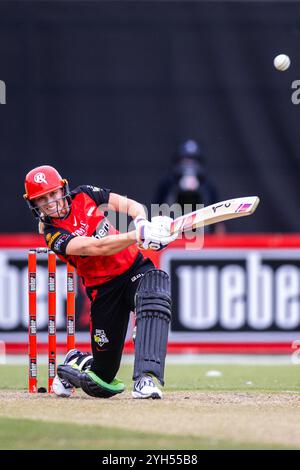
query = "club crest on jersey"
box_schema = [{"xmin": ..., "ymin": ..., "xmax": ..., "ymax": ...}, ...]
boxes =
[
  {"xmin": 34, "ymin": 172, "xmax": 47, "ymax": 184},
  {"xmin": 94, "ymin": 330, "xmax": 109, "ymax": 347}
]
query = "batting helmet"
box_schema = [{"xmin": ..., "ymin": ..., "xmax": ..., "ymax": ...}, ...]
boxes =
[
  {"xmin": 24, "ymin": 165, "xmax": 68, "ymax": 201},
  {"xmin": 23, "ymin": 165, "xmax": 70, "ymax": 220}
]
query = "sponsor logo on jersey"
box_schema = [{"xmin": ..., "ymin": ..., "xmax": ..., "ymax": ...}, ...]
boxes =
[
  {"xmin": 72, "ymin": 222, "xmax": 89, "ymax": 237},
  {"xmin": 46, "ymin": 231, "xmax": 61, "ymax": 248},
  {"xmin": 93, "ymin": 219, "xmax": 110, "ymax": 239},
  {"xmin": 87, "ymin": 185, "xmax": 100, "ymax": 192},
  {"xmin": 53, "ymin": 233, "xmax": 70, "ymax": 251}
]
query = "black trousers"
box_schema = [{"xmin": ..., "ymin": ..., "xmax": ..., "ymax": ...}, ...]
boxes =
[{"xmin": 86, "ymin": 254, "xmax": 155, "ymax": 383}]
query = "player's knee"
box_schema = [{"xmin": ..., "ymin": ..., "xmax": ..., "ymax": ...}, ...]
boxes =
[{"xmin": 135, "ymin": 269, "xmax": 172, "ymax": 322}]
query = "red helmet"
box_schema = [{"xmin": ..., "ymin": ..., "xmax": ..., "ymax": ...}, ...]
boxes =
[
  {"xmin": 24, "ymin": 165, "xmax": 67, "ymax": 201},
  {"xmin": 24, "ymin": 165, "xmax": 70, "ymax": 221}
]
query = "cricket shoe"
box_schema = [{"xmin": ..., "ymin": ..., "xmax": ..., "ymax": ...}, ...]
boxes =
[
  {"xmin": 64, "ymin": 349, "xmax": 93, "ymax": 370},
  {"xmin": 132, "ymin": 375, "xmax": 162, "ymax": 399},
  {"xmin": 52, "ymin": 350, "xmax": 80, "ymax": 397},
  {"xmin": 52, "ymin": 375, "xmax": 73, "ymax": 398},
  {"xmin": 53, "ymin": 350, "xmax": 93, "ymax": 397},
  {"xmin": 63, "ymin": 349, "xmax": 83, "ymax": 366}
]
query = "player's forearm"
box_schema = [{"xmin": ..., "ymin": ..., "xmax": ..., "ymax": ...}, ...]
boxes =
[
  {"xmin": 65, "ymin": 231, "xmax": 137, "ymax": 256},
  {"xmin": 127, "ymin": 200, "xmax": 147, "ymax": 221},
  {"xmin": 108, "ymin": 193, "xmax": 147, "ymax": 220}
]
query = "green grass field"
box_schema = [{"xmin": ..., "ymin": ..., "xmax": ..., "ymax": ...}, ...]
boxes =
[{"xmin": 1, "ymin": 362, "xmax": 300, "ymax": 450}]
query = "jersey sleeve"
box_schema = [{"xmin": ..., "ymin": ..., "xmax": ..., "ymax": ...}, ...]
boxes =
[
  {"xmin": 44, "ymin": 227, "xmax": 76, "ymax": 256},
  {"xmin": 79, "ymin": 185, "xmax": 111, "ymax": 206}
]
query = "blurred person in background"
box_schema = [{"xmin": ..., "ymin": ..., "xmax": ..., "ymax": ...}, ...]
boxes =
[
  {"xmin": 155, "ymin": 139, "xmax": 224, "ymax": 234},
  {"xmin": 24, "ymin": 165, "xmax": 177, "ymax": 400}
]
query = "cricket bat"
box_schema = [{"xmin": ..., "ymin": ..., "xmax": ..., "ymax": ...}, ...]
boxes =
[{"xmin": 170, "ymin": 196, "xmax": 260, "ymax": 235}]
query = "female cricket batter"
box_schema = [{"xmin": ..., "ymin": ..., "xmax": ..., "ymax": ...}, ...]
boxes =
[{"xmin": 24, "ymin": 165, "xmax": 177, "ymax": 399}]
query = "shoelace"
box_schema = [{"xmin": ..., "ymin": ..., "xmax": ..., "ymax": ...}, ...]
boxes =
[
  {"xmin": 135, "ymin": 376, "xmax": 155, "ymax": 391},
  {"xmin": 60, "ymin": 377, "xmax": 73, "ymax": 389}
]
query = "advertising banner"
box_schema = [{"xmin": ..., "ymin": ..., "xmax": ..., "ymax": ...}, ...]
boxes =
[{"xmin": 1, "ymin": 234, "xmax": 299, "ymax": 353}]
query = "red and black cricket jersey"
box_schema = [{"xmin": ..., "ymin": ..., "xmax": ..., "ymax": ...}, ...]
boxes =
[{"xmin": 43, "ymin": 185, "xmax": 140, "ymax": 286}]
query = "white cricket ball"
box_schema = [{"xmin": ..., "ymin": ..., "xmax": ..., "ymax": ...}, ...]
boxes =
[{"xmin": 273, "ymin": 54, "xmax": 291, "ymax": 71}]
